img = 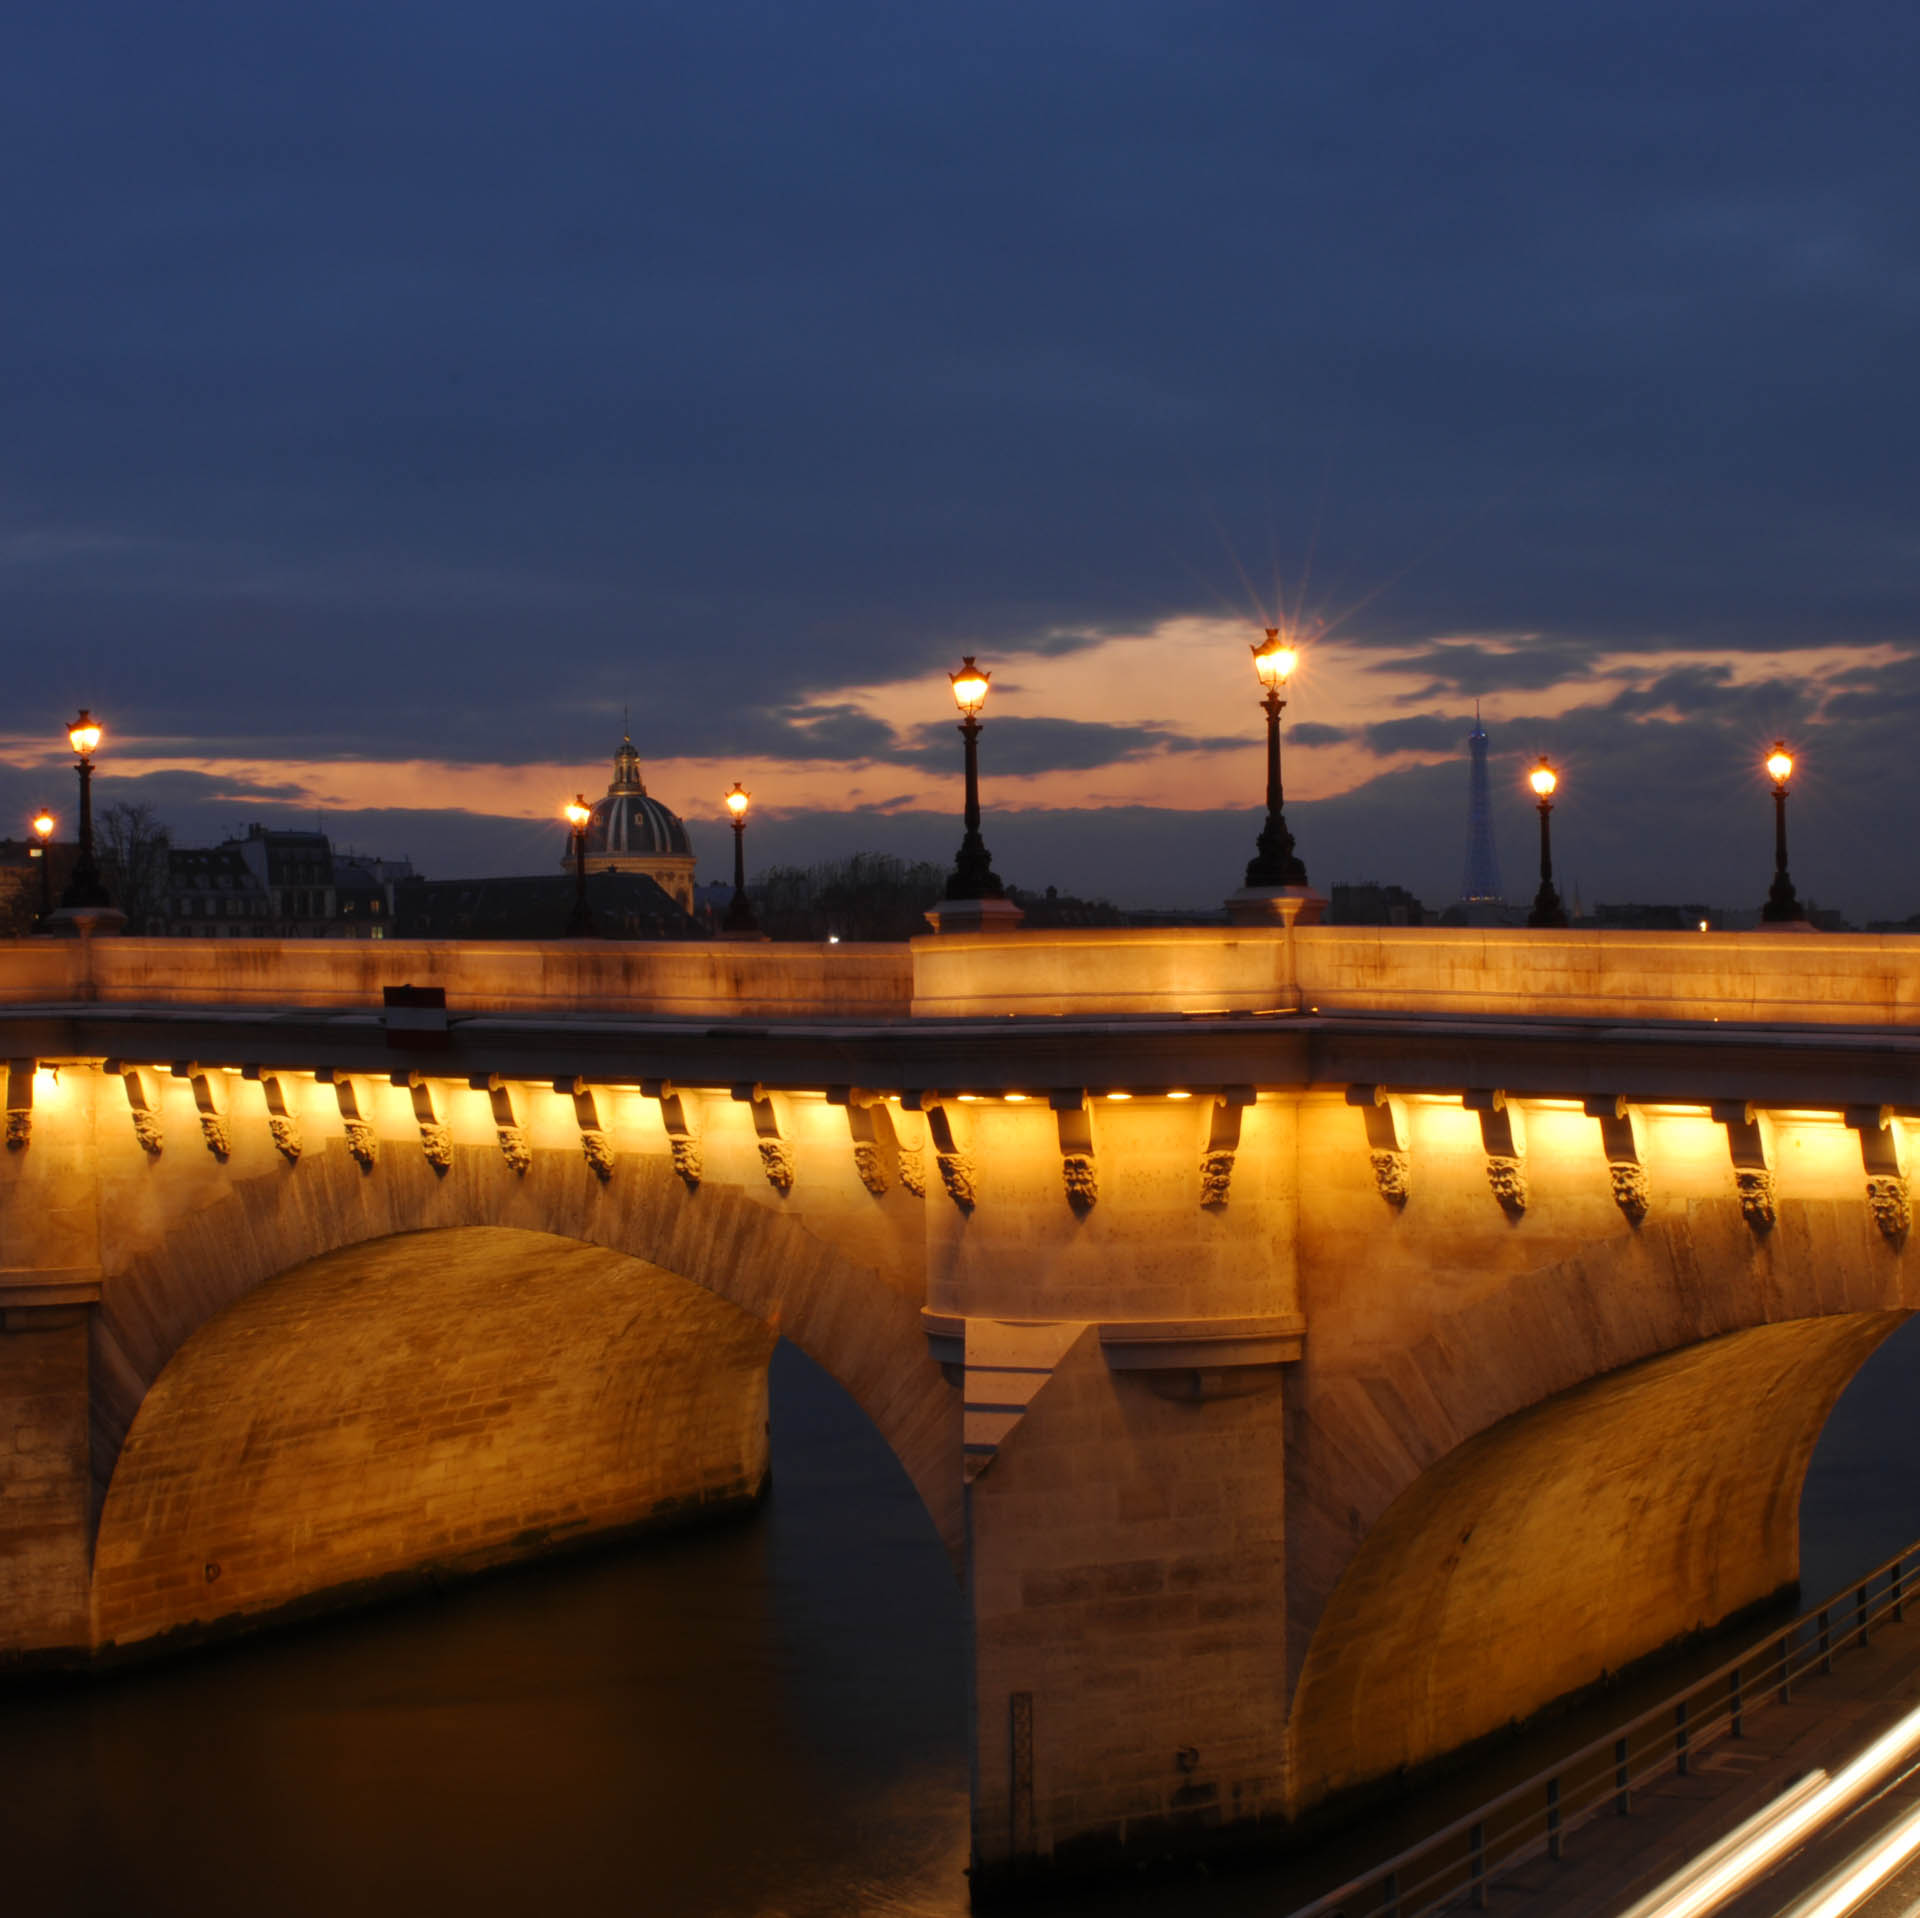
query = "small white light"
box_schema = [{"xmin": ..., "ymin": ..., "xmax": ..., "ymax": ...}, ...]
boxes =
[
  {"xmin": 1166, "ymin": 1090, "xmax": 1193, "ymax": 1101},
  {"xmin": 1004, "ymin": 1092, "xmax": 1029, "ymax": 1103},
  {"xmin": 1105, "ymin": 1091, "xmax": 1132, "ymax": 1102},
  {"xmin": 827, "ymin": 935, "xmax": 840, "ymax": 944}
]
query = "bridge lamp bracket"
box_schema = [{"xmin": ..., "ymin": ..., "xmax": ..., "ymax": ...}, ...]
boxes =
[
  {"xmin": 1584, "ymin": 1095, "xmax": 1650, "ymax": 1222},
  {"xmin": 391, "ymin": 1071, "xmax": 452, "ymax": 1173},
  {"xmin": 1346, "ymin": 1084, "xmax": 1410, "ymax": 1206},
  {"xmin": 554, "ymin": 1076, "xmax": 615, "ymax": 1182},
  {"xmin": 244, "ymin": 1064, "xmax": 303, "ymax": 1164},
  {"xmin": 635, "ymin": 1079, "xmax": 700, "ymax": 1189},
  {"xmin": 470, "ymin": 1073, "xmax": 532, "ymax": 1175},
  {"xmin": 828, "ymin": 1088, "xmax": 897, "ymax": 1196},
  {"xmin": 1198, "ymin": 1085, "xmax": 1257, "ymax": 1207},
  {"xmin": 102, "ymin": 1058, "xmax": 163, "ymax": 1157},
  {"xmin": 172, "ymin": 1061, "xmax": 231, "ymax": 1163},
  {"xmin": 1048, "ymin": 1090, "xmax": 1097, "ymax": 1212},
  {"xmin": 322, "ymin": 1072, "xmax": 379, "ymax": 1170},
  {"xmin": 1847, "ymin": 1105, "xmax": 1910, "ymax": 1241},
  {"xmin": 4, "ymin": 1059, "xmax": 32, "ymax": 1151},
  {"xmin": 1711, "ymin": 1100, "xmax": 1777, "ymax": 1231},
  {"xmin": 731, "ymin": 1083, "xmax": 793, "ymax": 1194},
  {"xmin": 1464, "ymin": 1089, "xmax": 1529, "ymax": 1215}
]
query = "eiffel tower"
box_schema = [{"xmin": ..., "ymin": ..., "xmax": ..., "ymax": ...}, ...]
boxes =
[{"xmin": 1461, "ymin": 703, "xmax": 1505, "ymax": 905}]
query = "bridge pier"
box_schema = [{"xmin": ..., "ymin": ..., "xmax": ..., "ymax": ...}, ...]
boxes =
[
  {"xmin": 967, "ymin": 1329, "xmax": 1290, "ymax": 1885},
  {"xmin": 0, "ymin": 1305, "xmax": 92, "ymax": 1661}
]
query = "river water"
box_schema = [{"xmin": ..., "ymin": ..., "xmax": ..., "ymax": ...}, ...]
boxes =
[{"xmin": 8, "ymin": 1325, "xmax": 1920, "ymax": 1918}]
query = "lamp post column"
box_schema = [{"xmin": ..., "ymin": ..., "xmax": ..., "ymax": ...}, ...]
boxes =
[
  {"xmin": 1245, "ymin": 682, "xmax": 1308, "ymax": 887},
  {"xmin": 30, "ymin": 813, "xmax": 54, "ymax": 928},
  {"xmin": 1241, "ymin": 631, "xmax": 1308, "ymax": 889},
  {"xmin": 58, "ymin": 712, "xmax": 111, "ymax": 910},
  {"xmin": 1525, "ymin": 758, "xmax": 1566, "ymax": 927},
  {"xmin": 722, "ymin": 783, "xmax": 762, "ymax": 936},
  {"xmin": 564, "ymin": 796, "xmax": 596, "ymax": 937},
  {"xmin": 1760, "ymin": 743, "xmax": 1806, "ymax": 924},
  {"xmin": 944, "ymin": 658, "xmax": 1005, "ymax": 901}
]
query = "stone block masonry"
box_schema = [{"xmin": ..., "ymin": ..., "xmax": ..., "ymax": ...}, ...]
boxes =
[
  {"xmin": 0, "ymin": 1313, "xmax": 91, "ymax": 1658},
  {"xmin": 5, "ymin": 929, "xmax": 1920, "ymax": 1890},
  {"xmin": 92, "ymin": 1229, "xmax": 776, "ymax": 1650}
]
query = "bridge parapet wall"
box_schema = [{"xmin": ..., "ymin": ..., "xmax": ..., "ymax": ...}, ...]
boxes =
[
  {"xmin": 0, "ymin": 937, "xmax": 914, "ymax": 1020},
  {"xmin": 910, "ymin": 925, "xmax": 1920, "ymax": 1025},
  {"xmin": 6, "ymin": 924, "xmax": 1920, "ymax": 1028}
]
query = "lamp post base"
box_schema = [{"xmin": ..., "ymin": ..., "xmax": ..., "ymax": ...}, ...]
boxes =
[
  {"xmin": 923, "ymin": 895, "xmax": 1027, "ymax": 935},
  {"xmin": 1224, "ymin": 885, "xmax": 1326, "ymax": 928},
  {"xmin": 43, "ymin": 904, "xmax": 126, "ymax": 939},
  {"xmin": 1526, "ymin": 885, "xmax": 1568, "ymax": 930}
]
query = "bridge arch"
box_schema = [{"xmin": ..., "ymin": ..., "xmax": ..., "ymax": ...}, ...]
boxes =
[
  {"xmin": 87, "ymin": 1142, "xmax": 958, "ymax": 1650},
  {"xmin": 1286, "ymin": 1197, "xmax": 1915, "ymax": 1810}
]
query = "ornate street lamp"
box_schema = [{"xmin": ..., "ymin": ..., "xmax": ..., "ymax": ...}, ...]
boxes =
[
  {"xmin": 943, "ymin": 656, "xmax": 1007, "ymax": 901},
  {"xmin": 722, "ymin": 782, "xmax": 762, "ymax": 936},
  {"xmin": 58, "ymin": 711, "xmax": 112, "ymax": 910},
  {"xmin": 1242, "ymin": 629, "xmax": 1308, "ymax": 888},
  {"xmin": 1760, "ymin": 741, "xmax": 1807, "ymax": 924},
  {"xmin": 29, "ymin": 810, "xmax": 54, "ymax": 928},
  {"xmin": 564, "ymin": 795, "xmax": 596, "ymax": 936},
  {"xmin": 1525, "ymin": 757, "xmax": 1567, "ymax": 928}
]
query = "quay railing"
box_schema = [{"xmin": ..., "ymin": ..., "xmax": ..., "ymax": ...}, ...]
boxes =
[{"xmin": 1285, "ymin": 1538, "xmax": 1920, "ymax": 1918}]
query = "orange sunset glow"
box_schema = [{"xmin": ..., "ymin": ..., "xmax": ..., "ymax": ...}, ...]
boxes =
[{"xmin": 6, "ymin": 624, "xmax": 1905, "ymax": 831}]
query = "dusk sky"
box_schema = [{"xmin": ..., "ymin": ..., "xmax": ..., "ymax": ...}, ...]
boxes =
[{"xmin": 8, "ymin": 3, "xmax": 1920, "ymax": 915}]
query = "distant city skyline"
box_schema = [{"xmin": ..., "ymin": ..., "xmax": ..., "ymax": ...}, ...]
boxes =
[{"xmin": 2, "ymin": 676, "xmax": 1888, "ymax": 924}]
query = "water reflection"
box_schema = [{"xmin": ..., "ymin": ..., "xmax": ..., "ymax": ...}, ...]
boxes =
[
  {"xmin": 4, "ymin": 1343, "xmax": 969, "ymax": 1918},
  {"xmin": 6, "ymin": 1320, "xmax": 1920, "ymax": 1917}
]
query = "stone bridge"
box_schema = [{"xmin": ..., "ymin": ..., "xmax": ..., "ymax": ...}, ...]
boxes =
[{"xmin": 4, "ymin": 926, "xmax": 1920, "ymax": 1888}]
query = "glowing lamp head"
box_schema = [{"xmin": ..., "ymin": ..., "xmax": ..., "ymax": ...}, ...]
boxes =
[
  {"xmin": 563, "ymin": 796, "xmax": 591, "ymax": 832},
  {"xmin": 724, "ymin": 782, "xmax": 751, "ymax": 821},
  {"xmin": 1528, "ymin": 757, "xmax": 1558, "ymax": 800},
  {"xmin": 30, "ymin": 810, "xmax": 54, "ymax": 843},
  {"xmin": 1766, "ymin": 742, "xmax": 1794, "ymax": 788},
  {"xmin": 1252, "ymin": 629, "xmax": 1299, "ymax": 692},
  {"xmin": 949, "ymin": 657, "xmax": 991, "ymax": 718},
  {"xmin": 68, "ymin": 711, "xmax": 102, "ymax": 757}
]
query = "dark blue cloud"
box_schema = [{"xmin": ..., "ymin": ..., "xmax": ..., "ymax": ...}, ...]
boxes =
[
  {"xmin": 1379, "ymin": 637, "xmax": 1609, "ymax": 699},
  {"xmin": 1364, "ymin": 713, "xmax": 1480, "ymax": 756},
  {"xmin": 5, "ymin": 1, "xmax": 1920, "ymax": 907}
]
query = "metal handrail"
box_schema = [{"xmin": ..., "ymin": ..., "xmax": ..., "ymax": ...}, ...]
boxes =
[{"xmin": 1285, "ymin": 1539, "xmax": 1916, "ymax": 1918}]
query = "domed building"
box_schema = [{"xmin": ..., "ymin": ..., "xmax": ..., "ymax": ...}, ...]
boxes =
[{"xmin": 564, "ymin": 733, "xmax": 696, "ymax": 911}]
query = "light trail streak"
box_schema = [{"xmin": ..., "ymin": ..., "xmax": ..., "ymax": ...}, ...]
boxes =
[
  {"xmin": 1615, "ymin": 1775, "xmax": 1831, "ymax": 1918},
  {"xmin": 1618, "ymin": 1699, "xmax": 1920, "ymax": 1918},
  {"xmin": 1776, "ymin": 1799, "xmax": 1920, "ymax": 1918}
]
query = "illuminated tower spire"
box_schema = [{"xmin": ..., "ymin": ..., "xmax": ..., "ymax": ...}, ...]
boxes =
[{"xmin": 1462, "ymin": 702, "xmax": 1504, "ymax": 904}]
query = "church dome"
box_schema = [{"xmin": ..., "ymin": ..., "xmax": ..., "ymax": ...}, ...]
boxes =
[
  {"xmin": 586, "ymin": 790, "xmax": 692, "ymax": 861},
  {"xmin": 562, "ymin": 733, "xmax": 697, "ymax": 910}
]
